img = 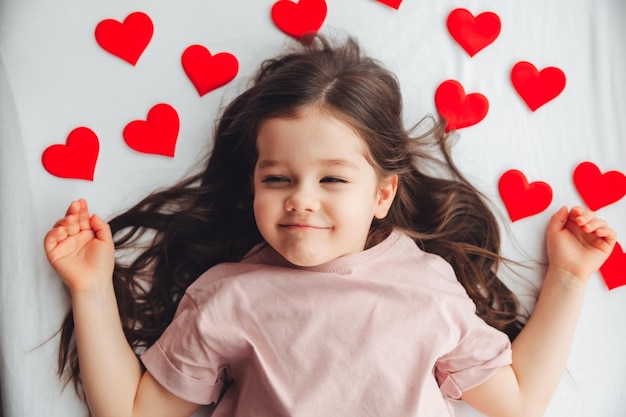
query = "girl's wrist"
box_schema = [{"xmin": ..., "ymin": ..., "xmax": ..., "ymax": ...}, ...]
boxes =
[
  {"xmin": 69, "ymin": 277, "xmax": 115, "ymax": 300},
  {"xmin": 545, "ymin": 266, "xmax": 589, "ymax": 292}
]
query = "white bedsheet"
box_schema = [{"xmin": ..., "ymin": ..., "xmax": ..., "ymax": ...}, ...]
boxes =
[{"xmin": 1, "ymin": 0, "xmax": 624, "ymax": 416}]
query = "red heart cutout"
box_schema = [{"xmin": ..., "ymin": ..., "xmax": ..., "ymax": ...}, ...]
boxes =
[
  {"xmin": 447, "ymin": 8, "xmax": 501, "ymax": 57},
  {"xmin": 435, "ymin": 80, "xmax": 489, "ymax": 131},
  {"xmin": 271, "ymin": 0, "xmax": 327, "ymax": 40},
  {"xmin": 498, "ymin": 169, "xmax": 553, "ymax": 222},
  {"xmin": 376, "ymin": 0, "xmax": 403, "ymax": 10},
  {"xmin": 511, "ymin": 62, "xmax": 566, "ymax": 111},
  {"xmin": 123, "ymin": 103, "xmax": 180, "ymax": 157},
  {"xmin": 573, "ymin": 161, "xmax": 626, "ymax": 211},
  {"xmin": 182, "ymin": 45, "xmax": 239, "ymax": 97},
  {"xmin": 95, "ymin": 11, "xmax": 153, "ymax": 66},
  {"xmin": 600, "ymin": 242, "xmax": 626, "ymax": 291},
  {"xmin": 42, "ymin": 127, "xmax": 99, "ymax": 181}
]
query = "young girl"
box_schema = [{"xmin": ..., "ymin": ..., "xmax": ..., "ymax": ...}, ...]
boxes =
[{"xmin": 44, "ymin": 36, "xmax": 616, "ymax": 417}]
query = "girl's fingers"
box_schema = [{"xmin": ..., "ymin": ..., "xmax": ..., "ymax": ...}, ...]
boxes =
[
  {"xmin": 568, "ymin": 208, "xmax": 617, "ymax": 248},
  {"xmin": 580, "ymin": 218, "xmax": 606, "ymax": 233},
  {"xmin": 570, "ymin": 208, "xmax": 615, "ymax": 236},
  {"xmin": 64, "ymin": 200, "xmax": 80, "ymax": 217},
  {"xmin": 569, "ymin": 206, "xmax": 593, "ymax": 224},
  {"xmin": 77, "ymin": 199, "xmax": 91, "ymax": 231},
  {"xmin": 568, "ymin": 207, "xmax": 611, "ymax": 235},
  {"xmin": 595, "ymin": 224, "xmax": 617, "ymax": 241},
  {"xmin": 53, "ymin": 200, "xmax": 92, "ymax": 236},
  {"xmin": 568, "ymin": 205, "xmax": 586, "ymax": 217},
  {"xmin": 43, "ymin": 227, "xmax": 66, "ymax": 253},
  {"xmin": 549, "ymin": 206, "xmax": 569, "ymax": 231},
  {"xmin": 52, "ymin": 214, "xmax": 78, "ymax": 234},
  {"xmin": 63, "ymin": 214, "xmax": 81, "ymax": 236},
  {"xmin": 90, "ymin": 214, "xmax": 113, "ymax": 243}
]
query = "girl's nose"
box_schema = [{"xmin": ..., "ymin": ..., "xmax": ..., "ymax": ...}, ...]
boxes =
[{"xmin": 284, "ymin": 186, "xmax": 321, "ymax": 212}]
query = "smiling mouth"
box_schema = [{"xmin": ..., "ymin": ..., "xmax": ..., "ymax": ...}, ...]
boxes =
[{"xmin": 279, "ymin": 223, "xmax": 329, "ymax": 230}]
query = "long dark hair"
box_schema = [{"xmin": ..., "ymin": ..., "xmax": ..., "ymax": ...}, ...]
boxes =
[{"xmin": 58, "ymin": 35, "xmax": 524, "ymax": 395}]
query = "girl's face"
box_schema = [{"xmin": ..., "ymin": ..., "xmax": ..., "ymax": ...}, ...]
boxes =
[{"xmin": 253, "ymin": 107, "xmax": 397, "ymax": 267}]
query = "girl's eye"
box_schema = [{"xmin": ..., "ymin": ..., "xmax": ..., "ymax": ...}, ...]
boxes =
[
  {"xmin": 321, "ymin": 177, "xmax": 348, "ymax": 184},
  {"xmin": 261, "ymin": 176, "xmax": 290, "ymax": 184}
]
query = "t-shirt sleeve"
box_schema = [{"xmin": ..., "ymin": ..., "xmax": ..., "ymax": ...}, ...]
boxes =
[
  {"xmin": 434, "ymin": 299, "xmax": 513, "ymax": 400},
  {"xmin": 141, "ymin": 293, "xmax": 229, "ymax": 405}
]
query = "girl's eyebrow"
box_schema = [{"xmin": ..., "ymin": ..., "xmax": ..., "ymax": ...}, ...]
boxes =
[
  {"xmin": 257, "ymin": 159, "xmax": 277, "ymax": 169},
  {"xmin": 256, "ymin": 159, "xmax": 359, "ymax": 169},
  {"xmin": 320, "ymin": 159, "xmax": 359, "ymax": 168}
]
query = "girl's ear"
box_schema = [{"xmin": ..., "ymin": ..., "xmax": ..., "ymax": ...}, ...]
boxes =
[{"xmin": 374, "ymin": 175, "xmax": 398, "ymax": 219}]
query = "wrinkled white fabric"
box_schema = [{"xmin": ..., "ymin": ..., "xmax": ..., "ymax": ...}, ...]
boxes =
[{"xmin": 3, "ymin": 1, "xmax": 625, "ymax": 416}]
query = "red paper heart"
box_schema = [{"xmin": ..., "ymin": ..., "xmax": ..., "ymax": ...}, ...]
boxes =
[
  {"xmin": 435, "ymin": 80, "xmax": 489, "ymax": 131},
  {"xmin": 376, "ymin": 0, "xmax": 403, "ymax": 10},
  {"xmin": 498, "ymin": 170, "xmax": 553, "ymax": 222},
  {"xmin": 42, "ymin": 127, "xmax": 99, "ymax": 181},
  {"xmin": 271, "ymin": 0, "xmax": 327, "ymax": 40},
  {"xmin": 447, "ymin": 8, "xmax": 501, "ymax": 57},
  {"xmin": 123, "ymin": 103, "xmax": 180, "ymax": 157},
  {"xmin": 573, "ymin": 161, "xmax": 626, "ymax": 211},
  {"xmin": 511, "ymin": 62, "xmax": 566, "ymax": 111},
  {"xmin": 182, "ymin": 45, "xmax": 239, "ymax": 97},
  {"xmin": 600, "ymin": 242, "xmax": 626, "ymax": 291},
  {"xmin": 95, "ymin": 11, "xmax": 153, "ymax": 66}
]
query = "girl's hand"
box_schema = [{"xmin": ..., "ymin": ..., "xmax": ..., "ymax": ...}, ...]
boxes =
[
  {"xmin": 546, "ymin": 206, "xmax": 617, "ymax": 283},
  {"xmin": 44, "ymin": 199, "xmax": 115, "ymax": 295}
]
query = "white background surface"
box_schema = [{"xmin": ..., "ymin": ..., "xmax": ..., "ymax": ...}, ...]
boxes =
[{"xmin": 1, "ymin": 0, "xmax": 625, "ymax": 416}]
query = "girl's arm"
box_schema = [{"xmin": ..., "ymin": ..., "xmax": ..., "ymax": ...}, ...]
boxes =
[
  {"xmin": 44, "ymin": 200, "xmax": 198, "ymax": 417},
  {"xmin": 461, "ymin": 206, "xmax": 617, "ymax": 417}
]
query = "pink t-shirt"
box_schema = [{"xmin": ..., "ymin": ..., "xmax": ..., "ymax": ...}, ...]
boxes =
[{"xmin": 141, "ymin": 231, "xmax": 512, "ymax": 416}]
